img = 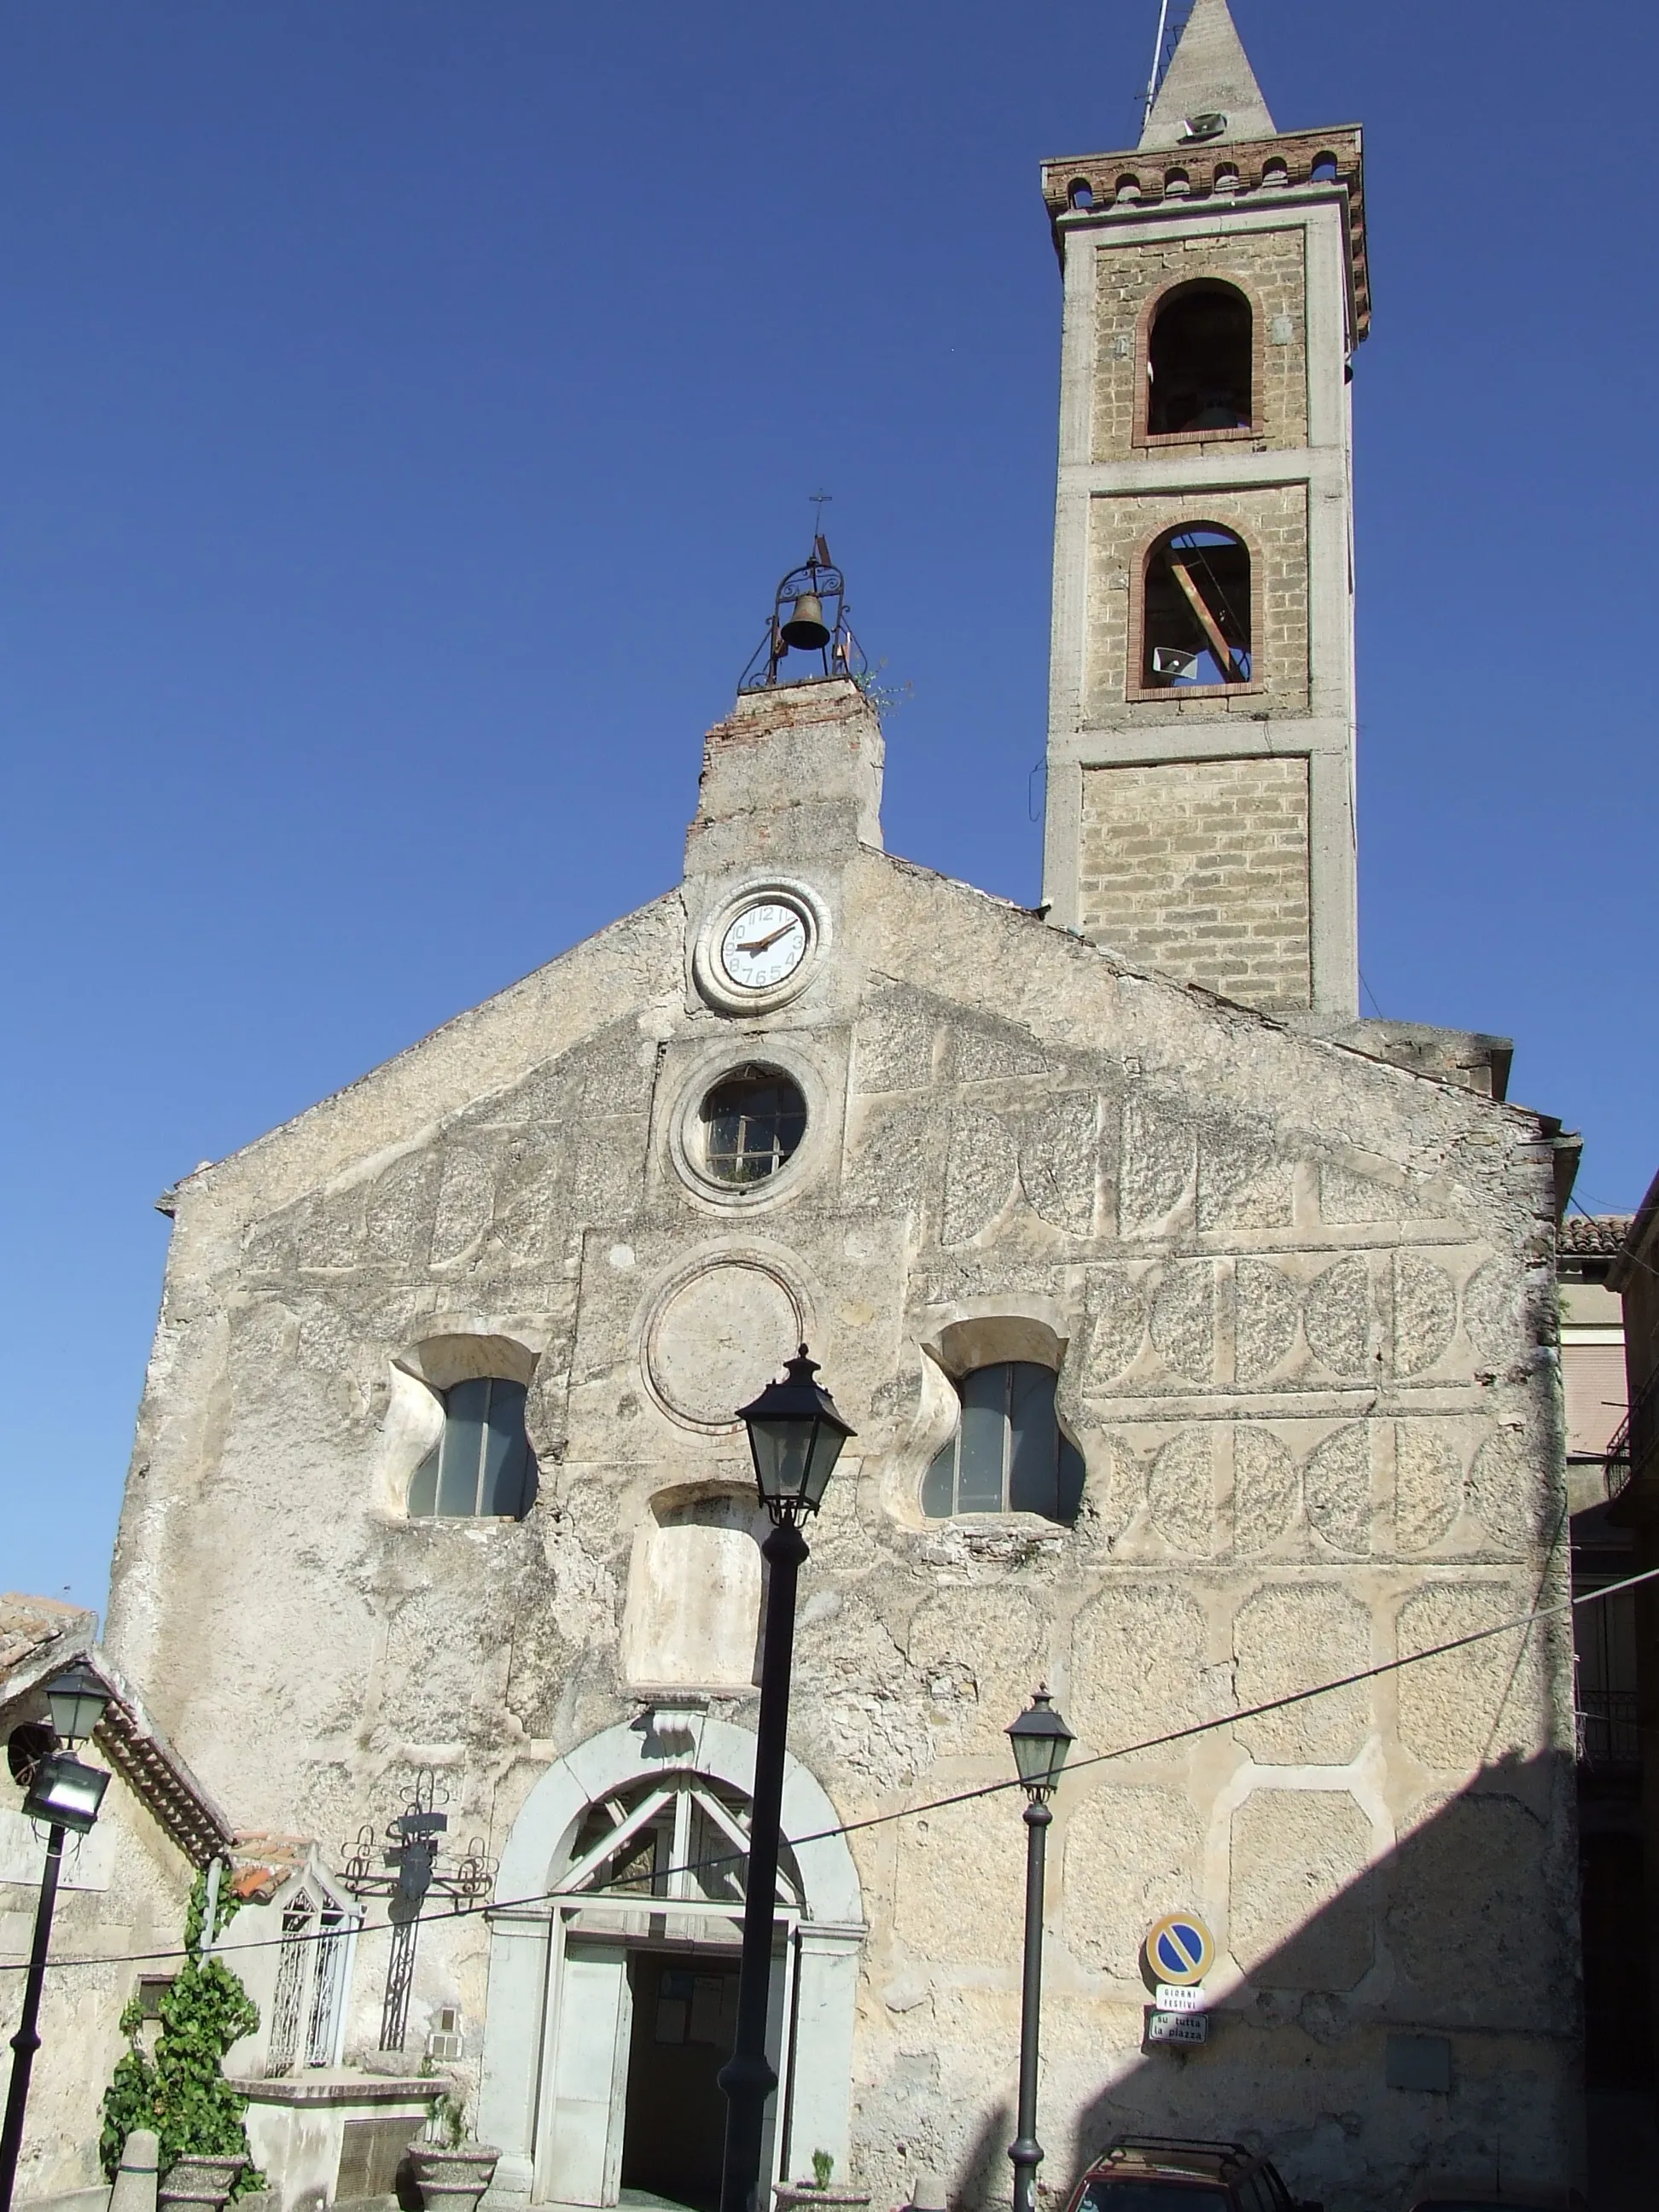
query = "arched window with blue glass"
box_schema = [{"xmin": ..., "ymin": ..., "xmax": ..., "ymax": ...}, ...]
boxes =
[
  {"xmin": 922, "ymin": 1363, "xmax": 1085, "ymax": 1526},
  {"xmin": 408, "ymin": 1377, "xmax": 538, "ymax": 1520},
  {"xmin": 1142, "ymin": 523, "xmax": 1253, "ymax": 690}
]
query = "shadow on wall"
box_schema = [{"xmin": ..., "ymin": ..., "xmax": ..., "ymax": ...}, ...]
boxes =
[{"xmin": 1051, "ymin": 1750, "xmax": 1579, "ymax": 2212}]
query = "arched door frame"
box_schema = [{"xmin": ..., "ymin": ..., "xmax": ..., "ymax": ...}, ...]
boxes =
[{"xmin": 477, "ymin": 1709, "xmax": 864, "ymax": 2208}]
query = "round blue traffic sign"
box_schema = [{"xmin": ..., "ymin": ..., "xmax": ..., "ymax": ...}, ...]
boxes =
[{"xmin": 1146, "ymin": 1911, "xmax": 1214, "ymax": 1986}]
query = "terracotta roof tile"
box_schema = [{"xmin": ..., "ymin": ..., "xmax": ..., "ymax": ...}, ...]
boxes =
[{"xmin": 1558, "ymin": 1214, "xmax": 1634, "ymax": 1257}]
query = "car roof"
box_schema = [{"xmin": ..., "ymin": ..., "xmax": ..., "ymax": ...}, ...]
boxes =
[{"xmin": 1086, "ymin": 2138, "xmax": 1254, "ymax": 2183}]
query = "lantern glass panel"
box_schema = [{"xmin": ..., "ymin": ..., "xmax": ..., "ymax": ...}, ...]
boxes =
[
  {"xmin": 44, "ymin": 1664, "xmax": 109, "ymax": 1748},
  {"xmin": 1007, "ymin": 1697, "xmax": 1074, "ymax": 1795},
  {"xmin": 748, "ymin": 1416, "xmax": 813, "ymax": 1507}
]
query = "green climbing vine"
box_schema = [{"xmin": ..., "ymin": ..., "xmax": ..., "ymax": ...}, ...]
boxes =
[{"xmin": 100, "ymin": 1868, "xmax": 266, "ymax": 2197}]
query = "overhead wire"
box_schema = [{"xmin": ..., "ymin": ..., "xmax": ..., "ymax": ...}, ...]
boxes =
[{"xmin": 6, "ymin": 1558, "xmax": 1655, "ymax": 1982}]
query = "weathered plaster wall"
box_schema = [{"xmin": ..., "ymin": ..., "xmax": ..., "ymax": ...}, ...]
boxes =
[{"xmin": 98, "ymin": 688, "xmax": 1575, "ymax": 2212}]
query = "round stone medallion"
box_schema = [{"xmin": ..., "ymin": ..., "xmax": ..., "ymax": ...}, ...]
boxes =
[{"xmin": 644, "ymin": 1258, "xmax": 806, "ymax": 1432}]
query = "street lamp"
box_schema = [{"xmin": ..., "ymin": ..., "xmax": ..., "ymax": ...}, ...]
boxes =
[
  {"xmin": 719, "ymin": 1348, "xmax": 854, "ymax": 2212},
  {"xmin": 1, "ymin": 1664, "xmax": 113, "ymax": 2212},
  {"xmin": 1006, "ymin": 1688, "xmax": 1074, "ymax": 2212}
]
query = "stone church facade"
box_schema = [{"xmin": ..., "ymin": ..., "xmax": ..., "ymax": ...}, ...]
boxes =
[{"xmin": 68, "ymin": 8, "xmax": 1585, "ymax": 2211}]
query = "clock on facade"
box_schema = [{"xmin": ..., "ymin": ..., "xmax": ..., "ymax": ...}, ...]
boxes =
[
  {"xmin": 692, "ymin": 879, "xmax": 828, "ymax": 1015},
  {"xmin": 718, "ymin": 899, "xmax": 808, "ymax": 992}
]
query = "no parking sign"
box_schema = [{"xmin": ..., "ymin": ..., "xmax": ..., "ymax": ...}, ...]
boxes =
[{"xmin": 1145, "ymin": 1911, "xmax": 1214, "ymax": 1987}]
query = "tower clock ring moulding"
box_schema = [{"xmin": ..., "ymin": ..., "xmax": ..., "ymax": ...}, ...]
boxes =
[{"xmin": 691, "ymin": 876, "xmax": 831, "ymax": 1016}]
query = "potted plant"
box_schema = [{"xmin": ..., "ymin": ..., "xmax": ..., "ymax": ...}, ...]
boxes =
[
  {"xmin": 406, "ymin": 2093, "xmax": 501, "ymax": 2212},
  {"xmin": 772, "ymin": 2151, "xmax": 870, "ymax": 2212}
]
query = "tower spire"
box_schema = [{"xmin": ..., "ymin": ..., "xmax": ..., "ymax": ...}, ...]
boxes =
[{"xmin": 1138, "ymin": 0, "xmax": 1276, "ymax": 150}]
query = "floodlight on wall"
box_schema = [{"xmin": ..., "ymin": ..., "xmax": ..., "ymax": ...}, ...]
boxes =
[
  {"xmin": 20, "ymin": 1752, "xmax": 109, "ymax": 1836},
  {"xmin": 1179, "ymin": 112, "xmax": 1228, "ymax": 142}
]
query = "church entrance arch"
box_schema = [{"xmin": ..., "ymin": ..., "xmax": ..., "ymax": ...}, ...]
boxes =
[{"xmin": 477, "ymin": 1711, "xmax": 864, "ymax": 2211}]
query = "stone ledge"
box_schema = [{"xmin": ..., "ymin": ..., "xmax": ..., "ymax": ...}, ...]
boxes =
[{"xmin": 230, "ymin": 2075, "xmax": 438, "ymax": 2110}]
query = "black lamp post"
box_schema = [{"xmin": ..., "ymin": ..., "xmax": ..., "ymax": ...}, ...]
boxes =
[
  {"xmin": 1, "ymin": 1663, "xmax": 112, "ymax": 2212},
  {"xmin": 1005, "ymin": 1688, "xmax": 1074, "ymax": 2212},
  {"xmin": 718, "ymin": 1347, "xmax": 853, "ymax": 2212}
]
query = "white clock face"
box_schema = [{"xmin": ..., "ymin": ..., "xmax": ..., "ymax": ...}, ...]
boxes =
[{"xmin": 719, "ymin": 900, "xmax": 809, "ymax": 991}]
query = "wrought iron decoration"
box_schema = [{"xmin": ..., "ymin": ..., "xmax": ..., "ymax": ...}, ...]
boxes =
[
  {"xmin": 340, "ymin": 1769, "xmax": 496, "ymax": 2052},
  {"xmin": 738, "ymin": 536, "xmax": 866, "ymax": 692}
]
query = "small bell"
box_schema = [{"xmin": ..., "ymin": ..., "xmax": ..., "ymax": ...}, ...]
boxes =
[{"xmin": 779, "ymin": 592, "xmax": 830, "ymax": 650}]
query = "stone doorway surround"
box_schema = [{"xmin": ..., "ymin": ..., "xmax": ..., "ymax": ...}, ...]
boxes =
[{"xmin": 477, "ymin": 1709, "xmax": 864, "ymax": 2209}]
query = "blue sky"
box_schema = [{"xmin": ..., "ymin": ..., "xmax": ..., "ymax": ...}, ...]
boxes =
[{"xmin": 4, "ymin": 2, "xmax": 1655, "ymax": 1613}]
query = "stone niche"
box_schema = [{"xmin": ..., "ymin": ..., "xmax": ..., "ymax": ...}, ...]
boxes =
[{"xmin": 621, "ymin": 1486, "xmax": 769, "ymax": 1692}]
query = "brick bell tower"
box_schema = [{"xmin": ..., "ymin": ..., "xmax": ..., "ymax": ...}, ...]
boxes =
[{"xmin": 1039, "ymin": 0, "xmax": 1369, "ymax": 1022}]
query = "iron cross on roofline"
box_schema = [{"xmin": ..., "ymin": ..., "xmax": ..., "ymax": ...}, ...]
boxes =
[{"xmin": 340, "ymin": 1767, "xmax": 497, "ymax": 2053}]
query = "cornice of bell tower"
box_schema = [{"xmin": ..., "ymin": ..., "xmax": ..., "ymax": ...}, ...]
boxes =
[{"xmin": 1039, "ymin": 126, "xmax": 1370, "ymax": 348}]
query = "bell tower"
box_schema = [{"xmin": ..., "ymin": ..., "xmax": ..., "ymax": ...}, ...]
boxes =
[{"xmin": 1039, "ymin": 0, "xmax": 1369, "ymax": 1022}]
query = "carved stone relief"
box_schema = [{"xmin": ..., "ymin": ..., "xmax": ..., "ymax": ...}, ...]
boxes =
[
  {"xmin": 1149, "ymin": 1264, "xmax": 1214, "ymax": 1384},
  {"xmin": 1232, "ymin": 1584, "xmax": 1371, "ymax": 1763},
  {"xmin": 642, "ymin": 1255, "xmax": 806, "ymax": 1432},
  {"xmin": 1395, "ymin": 1580, "xmax": 1549, "ymax": 1768},
  {"xmin": 1019, "ymin": 1094, "xmax": 1098, "ymax": 1237},
  {"xmin": 1230, "ymin": 1790, "xmax": 1374, "ymax": 1991},
  {"xmin": 1196, "ymin": 1121, "xmax": 1295, "ymax": 1231},
  {"xmin": 1119, "ymin": 1092, "xmax": 1196, "ymax": 1237},
  {"xmin": 941, "ymin": 1109, "xmax": 1019, "ymax": 1247},
  {"xmin": 852, "ymin": 982, "xmax": 940, "ymax": 1094},
  {"xmin": 1068, "ymin": 1580, "xmax": 1212, "ymax": 1752},
  {"xmin": 1062, "ymin": 1783, "xmax": 1205, "ymax": 1976}
]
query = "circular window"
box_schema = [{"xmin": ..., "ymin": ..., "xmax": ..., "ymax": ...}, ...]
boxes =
[{"xmin": 697, "ymin": 1067, "xmax": 806, "ymax": 1187}]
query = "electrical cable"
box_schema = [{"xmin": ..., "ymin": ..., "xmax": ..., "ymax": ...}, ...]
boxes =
[{"xmin": 5, "ymin": 1558, "xmax": 1654, "ymax": 1982}]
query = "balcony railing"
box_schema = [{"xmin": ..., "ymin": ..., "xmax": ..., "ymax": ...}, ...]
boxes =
[
  {"xmin": 1604, "ymin": 1365, "xmax": 1659, "ymax": 1505},
  {"xmin": 1576, "ymin": 1691, "xmax": 1642, "ymax": 1771}
]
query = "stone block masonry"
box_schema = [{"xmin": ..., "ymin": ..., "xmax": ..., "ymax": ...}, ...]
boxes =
[
  {"xmin": 1078, "ymin": 754, "xmax": 1311, "ymax": 1009},
  {"xmin": 1086, "ymin": 481, "xmax": 1310, "ymax": 719},
  {"xmin": 1091, "ymin": 228, "xmax": 1309, "ymax": 460}
]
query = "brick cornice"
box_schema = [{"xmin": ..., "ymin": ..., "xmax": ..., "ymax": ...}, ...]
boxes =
[{"xmin": 1041, "ymin": 125, "xmax": 1370, "ymax": 342}]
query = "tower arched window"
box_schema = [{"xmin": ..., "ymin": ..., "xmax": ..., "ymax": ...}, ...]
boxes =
[
  {"xmin": 922, "ymin": 1362, "xmax": 1084, "ymax": 1524},
  {"xmin": 408, "ymin": 1377, "xmax": 538, "ymax": 1519},
  {"xmin": 1146, "ymin": 281, "xmax": 1253, "ymax": 436},
  {"xmin": 1143, "ymin": 525, "xmax": 1252, "ymax": 689}
]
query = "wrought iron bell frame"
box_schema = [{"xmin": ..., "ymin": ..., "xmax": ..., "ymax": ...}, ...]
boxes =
[{"xmin": 739, "ymin": 536, "xmax": 867, "ymax": 692}]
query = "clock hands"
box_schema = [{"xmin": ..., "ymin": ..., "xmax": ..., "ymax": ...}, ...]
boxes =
[{"xmin": 734, "ymin": 918, "xmax": 803, "ymax": 956}]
